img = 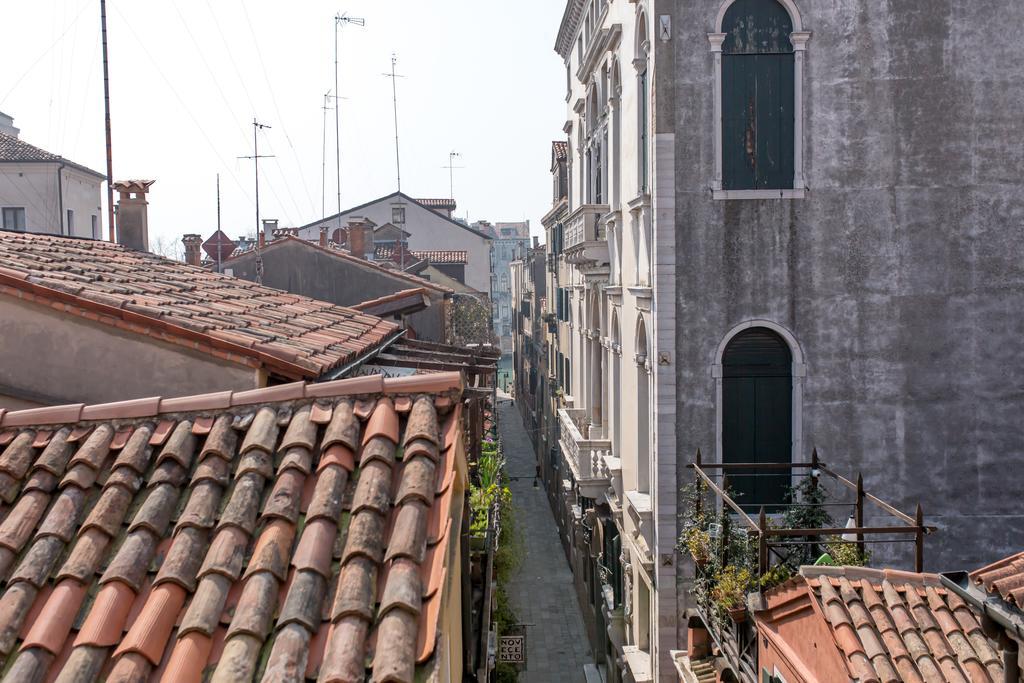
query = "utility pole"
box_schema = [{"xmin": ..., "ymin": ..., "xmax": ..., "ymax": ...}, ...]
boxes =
[
  {"xmin": 238, "ymin": 119, "xmax": 274, "ymax": 283},
  {"xmin": 383, "ymin": 54, "xmax": 405, "ymax": 193},
  {"xmin": 443, "ymin": 151, "xmax": 464, "ymax": 201},
  {"xmin": 100, "ymin": 0, "xmax": 115, "ymax": 242},
  {"xmin": 334, "ymin": 13, "xmax": 364, "ymax": 214}
]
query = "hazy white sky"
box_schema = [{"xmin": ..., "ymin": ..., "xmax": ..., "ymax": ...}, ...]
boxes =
[{"xmin": 0, "ymin": 1, "xmax": 567, "ymax": 253}]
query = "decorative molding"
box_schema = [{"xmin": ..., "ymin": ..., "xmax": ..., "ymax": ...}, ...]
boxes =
[{"xmin": 708, "ymin": 0, "xmax": 810, "ymax": 199}]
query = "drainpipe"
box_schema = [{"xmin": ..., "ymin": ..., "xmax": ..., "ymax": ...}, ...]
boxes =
[
  {"xmin": 57, "ymin": 162, "xmax": 66, "ymax": 235},
  {"xmin": 940, "ymin": 572, "xmax": 1023, "ymax": 682}
]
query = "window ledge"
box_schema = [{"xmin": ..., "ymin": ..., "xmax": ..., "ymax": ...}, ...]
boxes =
[{"xmin": 712, "ymin": 188, "xmax": 806, "ymax": 200}]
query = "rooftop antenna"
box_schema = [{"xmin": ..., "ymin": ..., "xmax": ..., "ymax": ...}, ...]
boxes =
[
  {"xmin": 320, "ymin": 90, "xmax": 332, "ymax": 219},
  {"xmin": 238, "ymin": 118, "xmax": 274, "ymax": 284},
  {"xmin": 334, "ymin": 13, "xmax": 364, "ymax": 214},
  {"xmin": 442, "ymin": 151, "xmax": 464, "ymax": 202},
  {"xmin": 100, "ymin": 0, "xmax": 115, "ymax": 242},
  {"xmin": 383, "ymin": 54, "xmax": 405, "ymax": 193},
  {"xmin": 215, "ymin": 173, "xmax": 222, "ymax": 273}
]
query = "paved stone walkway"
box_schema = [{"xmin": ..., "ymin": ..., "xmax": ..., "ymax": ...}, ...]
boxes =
[{"xmin": 499, "ymin": 401, "xmax": 591, "ymax": 682}]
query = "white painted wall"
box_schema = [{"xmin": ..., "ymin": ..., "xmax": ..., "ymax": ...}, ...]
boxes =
[
  {"xmin": 297, "ymin": 194, "xmax": 492, "ymax": 293},
  {"xmin": 0, "ymin": 162, "xmax": 103, "ymax": 237}
]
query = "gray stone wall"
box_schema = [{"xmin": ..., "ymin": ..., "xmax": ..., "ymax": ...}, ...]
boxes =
[
  {"xmin": 671, "ymin": 0, "xmax": 1024, "ymax": 571},
  {"xmin": 227, "ymin": 241, "xmax": 448, "ymax": 343}
]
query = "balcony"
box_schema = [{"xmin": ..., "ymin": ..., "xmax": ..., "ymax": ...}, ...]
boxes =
[
  {"xmin": 563, "ymin": 204, "xmax": 610, "ymax": 266},
  {"xmin": 557, "ymin": 408, "xmax": 612, "ymax": 499}
]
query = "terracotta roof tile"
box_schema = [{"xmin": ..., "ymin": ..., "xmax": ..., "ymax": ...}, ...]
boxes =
[
  {"xmin": 970, "ymin": 551, "xmax": 1024, "ymax": 608},
  {"xmin": 796, "ymin": 566, "xmax": 1004, "ymax": 683},
  {"xmin": 0, "ymin": 372, "xmax": 465, "ymax": 680},
  {"xmin": 0, "ymin": 231, "xmax": 400, "ymax": 379}
]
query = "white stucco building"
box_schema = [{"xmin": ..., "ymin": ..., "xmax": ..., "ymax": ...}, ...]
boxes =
[
  {"xmin": 541, "ymin": 2, "xmax": 677, "ymax": 681},
  {"xmin": 296, "ymin": 191, "xmax": 493, "ymax": 294},
  {"xmin": 0, "ymin": 113, "xmax": 105, "ymax": 238}
]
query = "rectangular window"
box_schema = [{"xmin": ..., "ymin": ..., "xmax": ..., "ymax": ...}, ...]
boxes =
[
  {"xmin": 639, "ymin": 68, "xmax": 649, "ymax": 193},
  {"xmin": 91, "ymin": 215, "xmax": 99, "ymax": 239},
  {"xmin": 392, "ymin": 207, "xmax": 406, "ymax": 224},
  {"xmin": 2, "ymin": 207, "xmax": 26, "ymax": 231},
  {"xmin": 66, "ymin": 209, "xmax": 75, "ymax": 235}
]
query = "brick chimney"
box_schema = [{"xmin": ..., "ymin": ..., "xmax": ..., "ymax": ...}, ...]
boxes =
[
  {"xmin": 112, "ymin": 180, "xmax": 155, "ymax": 252},
  {"xmin": 347, "ymin": 218, "xmax": 371, "ymax": 260},
  {"xmin": 182, "ymin": 234, "xmax": 202, "ymax": 266},
  {"xmin": 319, "ymin": 226, "xmax": 328, "ymax": 247}
]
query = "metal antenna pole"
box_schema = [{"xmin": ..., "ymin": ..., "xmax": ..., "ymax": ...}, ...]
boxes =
[
  {"xmin": 238, "ymin": 119, "xmax": 274, "ymax": 284},
  {"xmin": 100, "ymin": 0, "xmax": 115, "ymax": 242},
  {"xmin": 334, "ymin": 13, "xmax": 364, "ymax": 214},
  {"xmin": 443, "ymin": 151, "xmax": 464, "ymax": 201},
  {"xmin": 383, "ymin": 54, "xmax": 405, "ymax": 193},
  {"xmin": 321, "ymin": 90, "xmax": 332, "ymax": 219},
  {"xmin": 215, "ymin": 173, "xmax": 222, "ymax": 273}
]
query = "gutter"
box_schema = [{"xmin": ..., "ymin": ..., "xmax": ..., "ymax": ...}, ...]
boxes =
[
  {"xmin": 940, "ymin": 571, "xmax": 1023, "ymax": 682},
  {"xmin": 57, "ymin": 162, "xmax": 65, "ymax": 235},
  {"xmin": 319, "ymin": 328, "xmax": 406, "ymax": 381}
]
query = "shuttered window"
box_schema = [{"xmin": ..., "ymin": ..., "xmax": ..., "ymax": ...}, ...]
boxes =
[
  {"xmin": 721, "ymin": 0, "xmax": 795, "ymax": 191},
  {"xmin": 722, "ymin": 328, "xmax": 792, "ymax": 510}
]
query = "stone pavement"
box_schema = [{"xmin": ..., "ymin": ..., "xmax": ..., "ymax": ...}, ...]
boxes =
[{"xmin": 499, "ymin": 400, "xmax": 591, "ymax": 682}]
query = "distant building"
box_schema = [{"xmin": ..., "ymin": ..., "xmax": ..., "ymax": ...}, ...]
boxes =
[
  {"xmin": 214, "ymin": 234, "xmax": 456, "ymax": 343},
  {"xmin": 481, "ymin": 220, "xmax": 531, "ymax": 356},
  {"xmin": 295, "ymin": 192, "xmax": 492, "ymax": 293},
  {"xmin": 0, "ymin": 113, "xmax": 105, "ymax": 238},
  {"xmin": 510, "ymin": 238, "xmax": 548, "ymax": 447}
]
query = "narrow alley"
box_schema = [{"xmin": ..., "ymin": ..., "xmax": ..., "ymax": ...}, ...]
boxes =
[{"xmin": 499, "ymin": 400, "xmax": 591, "ymax": 682}]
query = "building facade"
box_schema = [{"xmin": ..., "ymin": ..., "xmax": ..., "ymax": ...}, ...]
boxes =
[
  {"xmin": 510, "ymin": 240, "xmax": 547, "ymax": 445},
  {"xmin": 542, "ymin": 1, "xmax": 679, "ymax": 679},
  {"xmin": 0, "ymin": 115, "xmax": 105, "ymax": 239},
  {"xmin": 543, "ymin": 0, "xmax": 1024, "ymax": 681},
  {"xmin": 483, "ymin": 220, "xmax": 531, "ymax": 358}
]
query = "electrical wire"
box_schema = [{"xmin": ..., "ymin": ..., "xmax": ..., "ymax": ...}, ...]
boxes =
[
  {"xmin": 0, "ymin": 0, "xmax": 89, "ymax": 104},
  {"xmin": 108, "ymin": 4, "xmax": 253, "ymax": 206},
  {"xmin": 237, "ymin": 0, "xmax": 317, "ymax": 219}
]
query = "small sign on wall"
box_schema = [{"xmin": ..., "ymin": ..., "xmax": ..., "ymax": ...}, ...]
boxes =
[{"xmin": 498, "ymin": 626, "xmax": 527, "ymax": 666}]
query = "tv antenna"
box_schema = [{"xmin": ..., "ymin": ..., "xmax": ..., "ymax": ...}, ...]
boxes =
[
  {"xmin": 238, "ymin": 118, "xmax": 274, "ymax": 283},
  {"xmin": 320, "ymin": 90, "xmax": 333, "ymax": 219},
  {"xmin": 383, "ymin": 54, "xmax": 405, "ymax": 192},
  {"xmin": 334, "ymin": 13, "xmax": 364, "ymax": 213},
  {"xmin": 442, "ymin": 151, "xmax": 464, "ymax": 202}
]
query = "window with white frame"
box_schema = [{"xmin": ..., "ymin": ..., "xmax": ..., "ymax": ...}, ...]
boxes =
[
  {"xmin": 635, "ymin": 13, "xmax": 651, "ymax": 195},
  {"xmin": 709, "ymin": 0, "xmax": 810, "ymax": 199},
  {"xmin": 2, "ymin": 207, "xmax": 26, "ymax": 232}
]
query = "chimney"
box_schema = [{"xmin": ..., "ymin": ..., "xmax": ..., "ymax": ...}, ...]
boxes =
[
  {"xmin": 262, "ymin": 219, "xmax": 278, "ymax": 243},
  {"xmin": 182, "ymin": 234, "xmax": 202, "ymax": 266},
  {"xmin": 319, "ymin": 226, "xmax": 328, "ymax": 247},
  {"xmin": 0, "ymin": 112, "xmax": 19, "ymax": 138},
  {"xmin": 347, "ymin": 219, "xmax": 370, "ymax": 260},
  {"xmin": 112, "ymin": 180, "xmax": 155, "ymax": 252},
  {"xmin": 533, "ymin": 236, "xmax": 539, "ymax": 249}
]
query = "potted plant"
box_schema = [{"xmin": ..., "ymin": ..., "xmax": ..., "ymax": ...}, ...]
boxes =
[
  {"xmin": 682, "ymin": 527, "xmax": 712, "ymax": 568},
  {"xmin": 713, "ymin": 565, "xmax": 753, "ymax": 623}
]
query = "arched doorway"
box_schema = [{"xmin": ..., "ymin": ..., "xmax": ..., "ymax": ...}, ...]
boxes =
[{"xmin": 722, "ymin": 327, "xmax": 792, "ymax": 510}]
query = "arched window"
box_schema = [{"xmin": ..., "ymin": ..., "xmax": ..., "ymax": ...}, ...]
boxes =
[
  {"xmin": 635, "ymin": 316, "xmax": 651, "ymax": 493},
  {"xmin": 635, "ymin": 13, "xmax": 650, "ymax": 194},
  {"xmin": 709, "ymin": 0, "xmax": 809, "ymax": 199},
  {"xmin": 610, "ymin": 310, "xmax": 622, "ymax": 459},
  {"xmin": 721, "ymin": 327, "xmax": 792, "ymax": 510}
]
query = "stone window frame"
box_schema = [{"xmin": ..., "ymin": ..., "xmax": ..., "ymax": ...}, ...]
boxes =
[
  {"xmin": 708, "ymin": 0, "xmax": 811, "ymax": 200},
  {"xmin": 712, "ymin": 319, "xmax": 806, "ymax": 468}
]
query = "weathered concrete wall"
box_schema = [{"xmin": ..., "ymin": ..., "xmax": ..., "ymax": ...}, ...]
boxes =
[
  {"xmin": 672, "ymin": 0, "xmax": 1024, "ymax": 572},
  {"xmin": 226, "ymin": 240, "xmax": 448, "ymax": 342},
  {"xmin": 0, "ymin": 296, "xmax": 256, "ymax": 407}
]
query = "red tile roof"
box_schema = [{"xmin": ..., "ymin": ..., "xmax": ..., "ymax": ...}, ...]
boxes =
[
  {"xmin": 553, "ymin": 140, "xmax": 568, "ymax": 161},
  {"xmin": 414, "ymin": 199, "xmax": 456, "ymax": 210},
  {"xmin": 0, "ymin": 231, "xmax": 400, "ymax": 380},
  {"xmin": 374, "ymin": 245, "xmax": 467, "ymax": 265},
  {"xmin": 353, "ymin": 288, "xmax": 430, "ymax": 317},
  {"xmin": 970, "ymin": 551, "xmax": 1024, "ymax": 608},
  {"xmin": 794, "ymin": 566, "xmax": 1003, "ymax": 683},
  {"xmin": 0, "ymin": 132, "xmax": 105, "ymax": 179},
  {"xmin": 0, "ymin": 372, "xmax": 466, "ymax": 682}
]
